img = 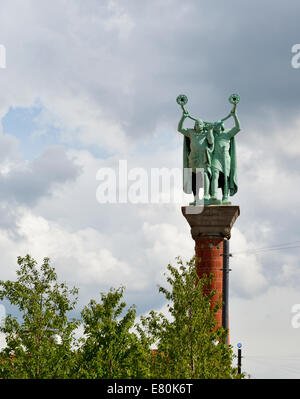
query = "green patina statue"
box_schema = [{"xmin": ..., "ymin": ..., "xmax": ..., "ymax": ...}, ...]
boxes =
[
  {"xmin": 177, "ymin": 111, "xmax": 214, "ymax": 205},
  {"xmin": 177, "ymin": 94, "xmax": 241, "ymax": 205}
]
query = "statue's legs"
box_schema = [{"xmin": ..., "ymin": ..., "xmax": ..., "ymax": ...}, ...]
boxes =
[
  {"xmin": 222, "ymin": 149, "xmax": 230, "ymax": 204},
  {"xmin": 203, "ymin": 170, "xmax": 210, "ymax": 200},
  {"xmin": 191, "ymin": 169, "xmax": 211, "ymax": 205},
  {"xmin": 191, "ymin": 171, "xmax": 201, "ymax": 205},
  {"xmin": 211, "ymin": 168, "xmax": 219, "ymax": 200},
  {"xmin": 222, "ymin": 175, "xmax": 229, "ymax": 202}
]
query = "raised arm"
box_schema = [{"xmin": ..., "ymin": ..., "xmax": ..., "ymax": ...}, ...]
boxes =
[
  {"xmin": 221, "ymin": 103, "xmax": 238, "ymax": 123},
  {"xmin": 226, "ymin": 111, "xmax": 240, "ymax": 139},
  {"xmin": 177, "ymin": 112, "xmax": 190, "ymax": 136},
  {"xmin": 221, "ymin": 113, "xmax": 232, "ymax": 123}
]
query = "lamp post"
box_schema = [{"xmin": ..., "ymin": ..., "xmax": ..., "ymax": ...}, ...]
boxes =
[{"xmin": 237, "ymin": 343, "xmax": 242, "ymax": 375}]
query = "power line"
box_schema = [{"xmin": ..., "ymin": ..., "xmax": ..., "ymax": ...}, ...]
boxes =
[
  {"xmin": 233, "ymin": 245, "xmax": 300, "ymax": 257},
  {"xmin": 233, "ymin": 240, "xmax": 300, "ymax": 254},
  {"xmin": 231, "ymin": 240, "xmax": 300, "ymax": 256}
]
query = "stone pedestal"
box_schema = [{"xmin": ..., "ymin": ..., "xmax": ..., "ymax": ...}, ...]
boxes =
[
  {"xmin": 182, "ymin": 205, "xmax": 240, "ymax": 337},
  {"xmin": 182, "ymin": 205, "xmax": 240, "ymax": 240}
]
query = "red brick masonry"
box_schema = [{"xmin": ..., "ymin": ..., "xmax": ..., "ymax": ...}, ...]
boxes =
[{"xmin": 195, "ymin": 237, "xmax": 223, "ymax": 328}]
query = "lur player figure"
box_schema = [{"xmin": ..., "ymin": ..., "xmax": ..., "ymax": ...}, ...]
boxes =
[
  {"xmin": 177, "ymin": 103, "xmax": 214, "ymax": 205},
  {"xmin": 176, "ymin": 93, "xmax": 241, "ymax": 205}
]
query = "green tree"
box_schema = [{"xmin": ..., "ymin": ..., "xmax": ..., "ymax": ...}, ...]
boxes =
[
  {"xmin": 0, "ymin": 255, "xmax": 242, "ymax": 379},
  {"xmin": 77, "ymin": 287, "xmax": 151, "ymax": 378},
  {"xmin": 0, "ymin": 255, "xmax": 79, "ymax": 379},
  {"xmin": 140, "ymin": 256, "xmax": 240, "ymax": 379}
]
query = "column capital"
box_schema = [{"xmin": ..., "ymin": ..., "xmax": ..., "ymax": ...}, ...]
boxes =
[{"xmin": 182, "ymin": 205, "xmax": 240, "ymax": 240}]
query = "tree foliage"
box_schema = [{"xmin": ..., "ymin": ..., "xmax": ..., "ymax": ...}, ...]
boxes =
[
  {"xmin": 77, "ymin": 287, "xmax": 151, "ymax": 378},
  {"xmin": 0, "ymin": 255, "xmax": 79, "ymax": 378},
  {"xmin": 0, "ymin": 254, "xmax": 241, "ymax": 379},
  {"xmin": 139, "ymin": 257, "xmax": 239, "ymax": 379}
]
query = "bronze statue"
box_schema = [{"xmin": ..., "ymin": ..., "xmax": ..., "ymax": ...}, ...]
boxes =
[{"xmin": 177, "ymin": 94, "xmax": 241, "ymax": 205}]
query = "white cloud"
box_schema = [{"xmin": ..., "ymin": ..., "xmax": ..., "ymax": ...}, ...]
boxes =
[
  {"xmin": 273, "ymin": 117, "xmax": 300, "ymax": 157},
  {"xmin": 0, "ymin": 132, "xmax": 21, "ymax": 173},
  {"xmin": 34, "ymin": 97, "xmax": 134, "ymax": 154},
  {"xmin": 0, "ymin": 146, "xmax": 81, "ymax": 206},
  {"xmin": 230, "ymin": 227, "xmax": 268, "ymax": 297},
  {"xmin": 0, "ymin": 334, "xmax": 6, "ymax": 350},
  {"xmin": 104, "ymin": 0, "xmax": 135, "ymax": 40},
  {"xmin": 230, "ymin": 285, "xmax": 300, "ymax": 379},
  {"xmin": 15, "ymin": 211, "xmax": 147, "ymax": 291},
  {"xmin": 142, "ymin": 220, "xmax": 194, "ymax": 284}
]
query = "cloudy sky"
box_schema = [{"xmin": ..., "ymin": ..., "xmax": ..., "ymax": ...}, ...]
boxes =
[{"xmin": 1, "ymin": 0, "xmax": 300, "ymax": 378}]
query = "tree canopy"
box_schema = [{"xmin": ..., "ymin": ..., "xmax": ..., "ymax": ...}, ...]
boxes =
[
  {"xmin": 0, "ymin": 254, "xmax": 241, "ymax": 379},
  {"xmin": 139, "ymin": 256, "xmax": 238, "ymax": 379},
  {"xmin": 0, "ymin": 255, "xmax": 79, "ymax": 378}
]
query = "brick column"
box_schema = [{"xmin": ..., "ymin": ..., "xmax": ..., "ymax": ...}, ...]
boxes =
[
  {"xmin": 195, "ymin": 237, "xmax": 224, "ymax": 328},
  {"xmin": 182, "ymin": 205, "xmax": 240, "ymax": 337}
]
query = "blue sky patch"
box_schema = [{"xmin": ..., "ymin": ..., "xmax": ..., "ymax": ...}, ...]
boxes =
[
  {"xmin": 2, "ymin": 103, "xmax": 112, "ymax": 160},
  {"xmin": 2, "ymin": 104, "xmax": 61, "ymax": 160}
]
